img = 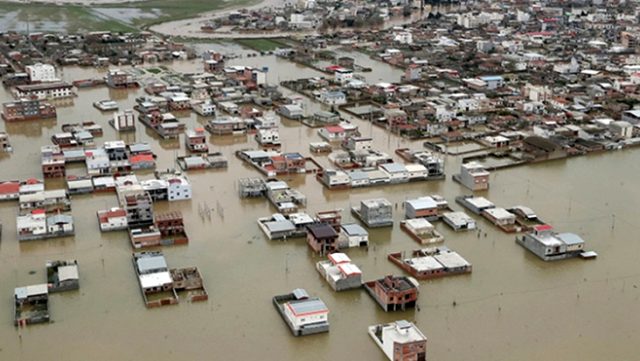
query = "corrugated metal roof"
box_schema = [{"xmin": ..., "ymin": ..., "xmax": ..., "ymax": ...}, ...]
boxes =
[
  {"xmin": 136, "ymin": 255, "xmax": 167, "ymax": 274},
  {"xmin": 558, "ymin": 233, "xmax": 585, "ymax": 245},
  {"xmin": 341, "ymin": 223, "xmax": 368, "ymax": 236},
  {"xmin": 288, "ymin": 298, "xmax": 328, "ymax": 316}
]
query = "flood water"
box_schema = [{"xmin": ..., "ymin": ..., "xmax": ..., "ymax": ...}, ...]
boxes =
[{"xmin": 1, "ymin": 50, "xmax": 640, "ymax": 361}]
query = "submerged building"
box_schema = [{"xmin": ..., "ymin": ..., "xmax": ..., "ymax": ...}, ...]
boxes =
[
  {"xmin": 453, "ymin": 162, "xmax": 489, "ymax": 191},
  {"xmin": 368, "ymin": 320, "xmax": 427, "ymax": 361},
  {"xmin": 516, "ymin": 225, "xmax": 590, "ymax": 261},
  {"xmin": 316, "ymin": 253, "xmax": 362, "ymax": 291},
  {"xmin": 273, "ymin": 288, "xmax": 329, "ymax": 336}
]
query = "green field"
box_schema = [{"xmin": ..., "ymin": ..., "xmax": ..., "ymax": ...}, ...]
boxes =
[
  {"xmin": 0, "ymin": 0, "xmax": 259, "ymax": 33},
  {"xmin": 235, "ymin": 38, "xmax": 290, "ymax": 52}
]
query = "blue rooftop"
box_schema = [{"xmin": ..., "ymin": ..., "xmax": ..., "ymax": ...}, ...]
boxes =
[{"xmin": 479, "ymin": 75, "xmax": 504, "ymax": 81}]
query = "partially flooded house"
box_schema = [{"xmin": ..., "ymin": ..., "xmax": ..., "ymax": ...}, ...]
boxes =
[
  {"xmin": 364, "ymin": 275, "xmax": 419, "ymax": 312},
  {"xmin": 46, "ymin": 260, "xmax": 79, "ymax": 292},
  {"xmin": 306, "ymin": 223, "xmax": 339, "ymax": 256},
  {"xmin": 338, "ymin": 223, "xmax": 369, "ymax": 248},
  {"xmin": 400, "ymin": 218, "xmax": 444, "ymax": 245},
  {"xmin": 2, "ymin": 98, "xmax": 56, "ymax": 122},
  {"xmin": 41, "ymin": 145, "xmax": 65, "ymax": 178},
  {"xmin": 19, "ymin": 189, "xmax": 71, "ymax": 214},
  {"xmin": 14, "ymin": 284, "xmax": 49, "ymax": 326},
  {"xmin": 516, "ymin": 225, "xmax": 594, "ymax": 261},
  {"xmin": 17, "ymin": 210, "xmax": 75, "ymax": 241},
  {"xmin": 170, "ymin": 267, "xmax": 208, "ymax": 302},
  {"xmin": 453, "ymin": 162, "xmax": 490, "ymax": 191},
  {"xmin": 0, "ymin": 132, "xmax": 12, "ymax": 152},
  {"xmin": 185, "ymin": 128, "xmax": 208, "ymax": 153},
  {"xmin": 133, "ymin": 251, "xmax": 207, "ymax": 307},
  {"xmin": 273, "ymin": 288, "xmax": 329, "ymax": 336},
  {"xmin": 368, "ymin": 320, "xmax": 427, "ymax": 361},
  {"xmin": 351, "ymin": 198, "xmax": 393, "ymax": 228},
  {"xmin": 388, "ymin": 247, "xmax": 472, "ymax": 279},
  {"xmin": 133, "ymin": 251, "xmax": 178, "ymax": 308},
  {"xmin": 257, "ymin": 212, "xmax": 314, "ymax": 240},
  {"xmin": 316, "ymin": 253, "xmax": 362, "ymax": 291}
]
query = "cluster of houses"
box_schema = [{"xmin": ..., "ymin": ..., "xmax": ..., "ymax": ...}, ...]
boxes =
[
  {"xmin": 0, "ymin": 178, "xmax": 76, "ymax": 241},
  {"xmin": 264, "ymin": 3, "xmax": 640, "ymax": 184},
  {"xmin": 5, "ymin": 1, "xmax": 634, "ymax": 357},
  {"xmin": 40, "ymin": 140, "xmax": 157, "ymax": 180},
  {"xmin": 238, "ymin": 149, "xmax": 315, "ymax": 177},
  {"xmin": 14, "ymin": 260, "xmax": 79, "ymax": 326},
  {"xmin": 133, "ymin": 251, "xmax": 207, "ymax": 308},
  {"xmin": 96, "ymin": 172, "xmax": 192, "ymax": 248},
  {"xmin": 199, "ymin": 0, "xmax": 402, "ymax": 35},
  {"xmin": 0, "ymin": 31, "xmax": 196, "ymax": 73},
  {"xmin": 318, "ymin": 136, "xmax": 446, "ymax": 189}
]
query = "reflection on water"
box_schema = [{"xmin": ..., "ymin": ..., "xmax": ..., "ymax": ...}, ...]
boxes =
[{"xmin": 0, "ymin": 56, "xmax": 639, "ymax": 361}]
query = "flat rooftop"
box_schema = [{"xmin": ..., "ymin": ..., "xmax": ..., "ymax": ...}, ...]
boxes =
[
  {"xmin": 466, "ymin": 197, "xmax": 494, "ymax": 209},
  {"xmin": 406, "ymin": 197, "xmax": 437, "ymax": 210},
  {"xmin": 443, "ymin": 211, "xmax": 474, "ymax": 225}
]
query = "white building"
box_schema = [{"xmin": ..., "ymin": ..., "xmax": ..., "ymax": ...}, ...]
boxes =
[
  {"xmin": 256, "ymin": 128, "xmax": 281, "ymax": 146},
  {"xmin": 289, "ymin": 13, "xmax": 315, "ymax": 29},
  {"xmin": 368, "ymin": 320, "xmax": 427, "ymax": 361},
  {"xmin": 252, "ymin": 69, "xmax": 267, "ymax": 86},
  {"xmin": 404, "ymin": 164, "xmax": 429, "ymax": 180},
  {"xmin": 457, "ymin": 12, "xmax": 504, "ymax": 28},
  {"xmin": 15, "ymin": 82, "xmax": 73, "ymax": 99},
  {"xmin": 318, "ymin": 91, "xmax": 347, "ymax": 106},
  {"xmin": 338, "ymin": 223, "xmax": 369, "ymax": 248},
  {"xmin": 318, "ymin": 125, "xmax": 346, "ymax": 142},
  {"xmin": 315, "ymin": 253, "xmax": 362, "ymax": 291},
  {"xmin": 25, "ymin": 63, "xmax": 57, "ymax": 82},
  {"xmin": 282, "ymin": 291, "xmax": 329, "ymax": 331},
  {"xmin": 379, "ymin": 163, "xmax": 409, "ymax": 183},
  {"xmin": 193, "ymin": 101, "xmax": 216, "ymax": 117},
  {"xmin": 394, "ymin": 31, "xmax": 413, "ymax": 44},
  {"xmin": 158, "ymin": 173, "xmax": 192, "ymax": 201},
  {"xmin": 16, "ymin": 210, "xmax": 47, "ymax": 238},
  {"xmin": 478, "ymin": 75, "xmax": 505, "ymax": 90},
  {"xmin": 516, "ymin": 225, "xmax": 587, "ymax": 261},
  {"xmin": 322, "ymin": 169, "xmax": 350, "ymax": 188},
  {"xmin": 344, "ymin": 137, "xmax": 373, "ymax": 152},
  {"xmin": 334, "ymin": 68, "xmax": 353, "ymax": 84},
  {"xmin": 457, "ymin": 98, "xmax": 480, "ymax": 112},
  {"xmin": 456, "ymin": 162, "xmax": 490, "ymax": 191},
  {"xmin": 278, "ymin": 104, "xmax": 304, "ymax": 119},
  {"xmin": 85, "ymin": 148, "xmax": 110, "ymax": 176},
  {"xmin": 112, "ymin": 110, "xmax": 136, "ymax": 131},
  {"xmin": 610, "ymin": 121, "xmax": 633, "ymax": 139},
  {"xmin": 524, "ymin": 84, "xmax": 552, "ymax": 102},
  {"xmin": 46, "ymin": 214, "xmax": 74, "ymax": 235},
  {"xmin": 97, "ymin": 208, "xmax": 128, "ymax": 231}
]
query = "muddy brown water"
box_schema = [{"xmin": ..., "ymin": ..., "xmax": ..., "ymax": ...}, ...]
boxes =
[{"xmin": 0, "ymin": 55, "xmax": 639, "ymax": 361}]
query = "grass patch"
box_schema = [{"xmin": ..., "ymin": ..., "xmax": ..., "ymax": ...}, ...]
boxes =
[
  {"xmin": 235, "ymin": 38, "xmax": 290, "ymax": 52},
  {"xmin": 146, "ymin": 67, "xmax": 162, "ymax": 74}
]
